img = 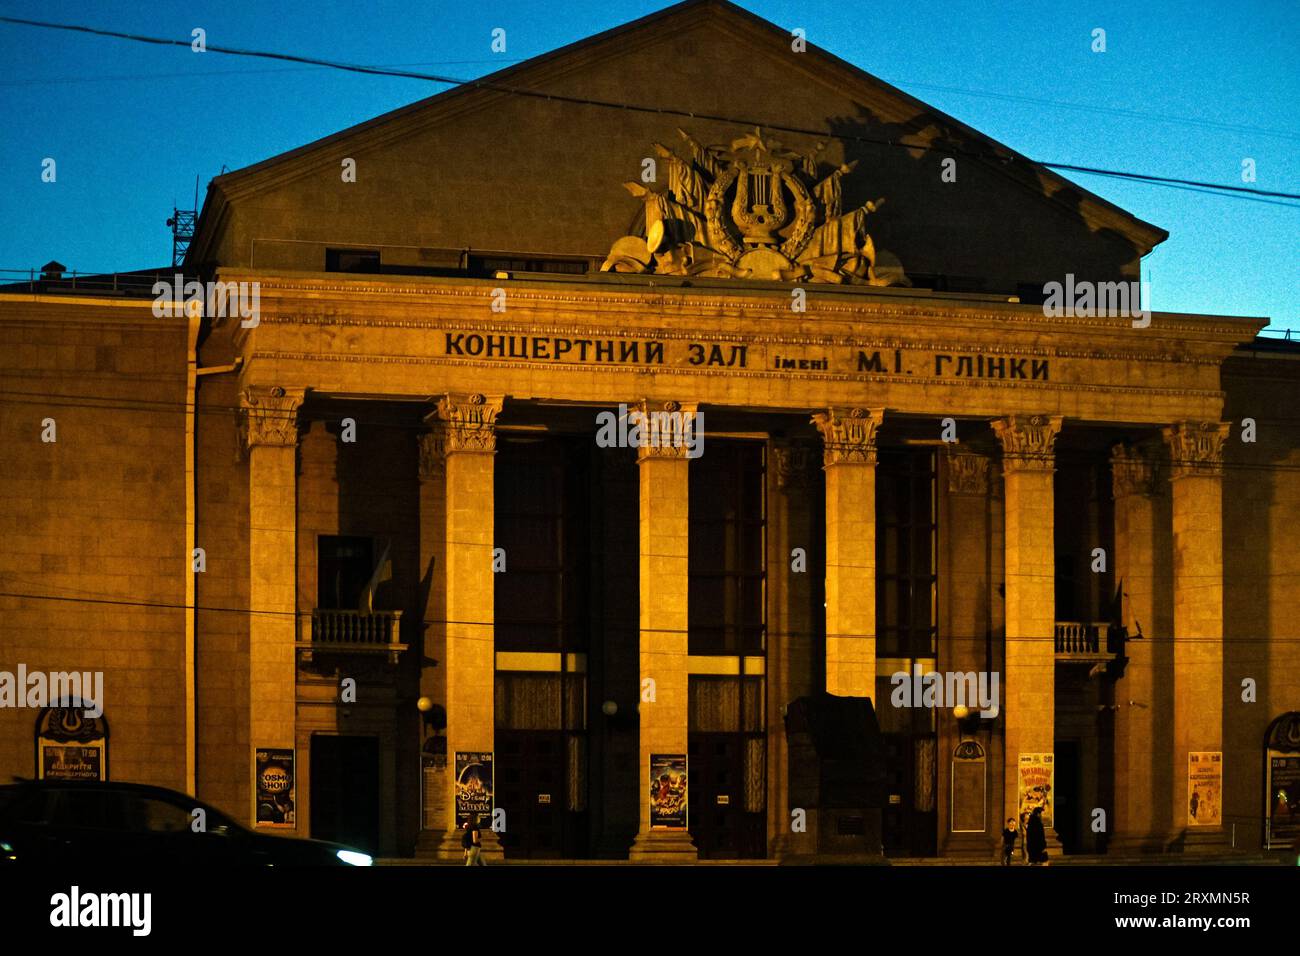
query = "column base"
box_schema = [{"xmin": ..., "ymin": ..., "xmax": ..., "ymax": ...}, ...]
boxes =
[
  {"xmin": 628, "ymin": 829, "xmax": 698, "ymax": 863},
  {"xmin": 1106, "ymin": 832, "xmax": 1174, "ymax": 856},
  {"xmin": 414, "ymin": 827, "xmax": 505, "ymax": 862},
  {"xmin": 942, "ymin": 831, "xmax": 999, "ymax": 861},
  {"xmin": 1166, "ymin": 827, "xmax": 1230, "ymax": 854}
]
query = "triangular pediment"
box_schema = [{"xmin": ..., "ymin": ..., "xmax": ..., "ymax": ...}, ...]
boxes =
[{"xmin": 191, "ymin": 0, "xmax": 1164, "ymax": 292}]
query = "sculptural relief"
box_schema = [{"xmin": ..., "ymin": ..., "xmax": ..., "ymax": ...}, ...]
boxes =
[{"xmin": 602, "ymin": 127, "xmax": 908, "ymax": 286}]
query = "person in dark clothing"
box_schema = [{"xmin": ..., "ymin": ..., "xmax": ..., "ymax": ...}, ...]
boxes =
[
  {"xmin": 462, "ymin": 816, "xmax": 485, "ymax": 866},
  {"xmin": 1026, "ymin": 806, "xmax": 1048, "ymax": 865},
  {"xmin": 1001, "ymin": 817, "xmax": 1018, "ymax": 865}
]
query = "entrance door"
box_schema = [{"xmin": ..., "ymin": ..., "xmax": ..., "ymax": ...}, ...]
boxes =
[
  {"xmin": 310, "ymin": 735, "xmax": 380, "ymax": 854},
  {"xmin": 495, "ymin": 730, "xmax": 586, "ymax": 859},
  {"xmin": 882, "ymin": 733, "xmax": 938, "ymax": 857},
  {"xmin": 688, "ymin": 733, "xmax": 766, "ymax": 859}
]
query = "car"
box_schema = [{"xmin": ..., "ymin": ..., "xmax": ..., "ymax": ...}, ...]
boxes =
[{"xmin": 0, "ymin": 779, "xmax": 373, "ymax": 866}]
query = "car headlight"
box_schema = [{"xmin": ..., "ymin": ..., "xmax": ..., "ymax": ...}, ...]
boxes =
[{"xmin": 336, "ymin": 849, "xmax": 373, "ymax": 867}]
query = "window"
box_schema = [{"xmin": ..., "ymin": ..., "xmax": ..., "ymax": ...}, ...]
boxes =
[
  {"xmin": 467, "ymin": 254, "xmax": 588, "ymax": 277},
  {"xmin": 689, "ymin": 441, "xmax": 765, "ymax": 656},
  {"xmin": 876, "ymin": 448, "xmax": 937, "ymax": 658},
  {"xmin": 47, "ymin": 789, "xmax": 126, "ymax": 830},
  {"xmin": 325, "ymin": 249, "xmax": 381, "ymax": 274},
  {"xmin": 317, "ymin": 536, "xmax": 374, "ymax": 610},
  {"xmin": 122, "ymin": 795, "xmax": 193, "ymax": 833},
  {"xmin": 494, "ymin": 438, "xmax": 589, "ymax": 653}
]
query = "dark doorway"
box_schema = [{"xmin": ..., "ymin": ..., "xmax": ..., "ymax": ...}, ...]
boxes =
[
  {"xmin": 310, "ymin": 735, "xmax": 380, "ymax": 854},
  {"xmin": 1055, "ymin": 740, "xmax": 1080, "ymax": 853},
  {"xmin": 688, "ymin": 732, "xmax": 766, "ymax": 858},
  {"xmin": 880, "ymin": 732, "xmax": 938, "ymax": 857},
  {"xmin": 317, "ymin": 535, "xmax": 373, "ymax": 609},
  {"xmin": 495, "ymin": 729, "xmax": 587, "ymax": 858}
]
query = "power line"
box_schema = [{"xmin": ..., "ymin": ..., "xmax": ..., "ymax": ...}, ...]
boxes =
[{"xmin": 2, "ymin": 15, "xmax": 1297, "ymax": 205}]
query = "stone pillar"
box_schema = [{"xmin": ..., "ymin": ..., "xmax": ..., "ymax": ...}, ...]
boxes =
[
  {"xmin": 992, "ymin": 415, "xmax": 1062, "ymax": 846},
  {"xmin": 241, "ymin": 385, "xmax": 304, "ymax": 830},
  {"xmin": 811, "ymin": 407, "xmax": 884, "ymax": 699},
  {"xmin": 414, "ymin": 422, "xmax": 450, "ymax": 855},
  {"xmin": 435, "ymin": 393, "xmax": 503, "ymax": 859},
  {"xmin": 629, "ymin": 400, "xmax": 698, "ymax": 861},
  {"xmin": 766, "ymin": 441, "xmax": 815, "ymax": 857},
  {"xmin": 940, "ymin": 446, "xmax": 996, "ymax": 858},
  {"xmin": 1109, "ymin": 443, "xmax": 1172, "ymax": 852},
  {"xmin": 1163, "ymin": 421, "xmax": 1230, "ymax": 851}
]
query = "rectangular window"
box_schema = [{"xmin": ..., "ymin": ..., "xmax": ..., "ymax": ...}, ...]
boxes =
[
  {"xmin": 876, "ymin": 448, "xmax": 937, "ymax": 658},
  {"xmin": 494, "ymin": 437, "xmax": 589, "ymax": 653},
  {"xmin": 689, "ymin": 441, "xmax": 766, "ymax": 657},
  {"xmin": 325, "ymin": 248, "xmax": 381, "ymax": 273}
]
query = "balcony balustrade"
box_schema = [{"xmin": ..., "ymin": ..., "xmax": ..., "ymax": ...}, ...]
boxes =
[
  {"xmin": 297, "ymin": 609, "xmax": 407, "ymax": 664},
  {"xmin": 1054, "ymin": 621, "xmax": 1124, "ymax": 663}
]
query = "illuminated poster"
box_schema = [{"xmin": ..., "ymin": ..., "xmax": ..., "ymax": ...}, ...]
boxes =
[
  {"xmin": 1267, "ymin": 756, "xmax": 1300, "ymax": 844},
  {"xmin": 1187, "ymin": 752, "xmax": 1222, "ymax": 827},
  {"xmin": 36, "ymin": 706, "xmax": 107, "ymax": 781},
  {"xmin": 455, "ymin": 751, "xmax": 494, "ymax": 828},
  {"xmin": 649, "ymin": 753, "xmax": 688, "ymax": 829},
  {"xmin": 1017, "ymin": 753, "xmax": 1054, "ymax": 829},
  {"xmin": 255, "ymin": 748, "xmax": 296, "ymax": 828}
]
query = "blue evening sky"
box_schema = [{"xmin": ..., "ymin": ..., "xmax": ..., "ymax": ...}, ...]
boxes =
[{"xmin": 1, "ymin": 0, "xmax": 1296, "ymax": 329}]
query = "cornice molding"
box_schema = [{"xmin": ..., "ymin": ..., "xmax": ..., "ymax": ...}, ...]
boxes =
[{"xmin": 248, "ymin": 349, "xmax": 1227, "ymax": 406}]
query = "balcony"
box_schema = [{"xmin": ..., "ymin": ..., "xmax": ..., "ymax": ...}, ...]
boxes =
[
  {"xmin": 297, "ymin": 609, "xmax": 407, "ymax": 664},
  {"xmin": 1054, "ymin": 621, "xmax": 1125, "ymax": 664}
]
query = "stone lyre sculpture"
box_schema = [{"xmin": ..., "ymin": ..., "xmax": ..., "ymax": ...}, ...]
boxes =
[{"xmin": 602, "ymin": 127, "xmax": 908, "ymax": 286}]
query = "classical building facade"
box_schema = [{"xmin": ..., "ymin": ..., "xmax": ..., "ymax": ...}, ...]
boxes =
[{"xmin": 2, "ymin": 0, "xmax": 1298, "ymax": 860}]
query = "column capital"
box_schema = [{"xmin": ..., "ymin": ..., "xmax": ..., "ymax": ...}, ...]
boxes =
[
  {"xmin": 1162, "ymin": 421, "xmax": 1230, "ymax": 479},
  {"xmin": 992, "ymin": 414, "xmax": 1062, "ymax": 474},
  {"xmin": 435, "ymin": 393, "xmax": 503, "ymax": 454},
  {"xmin": 771, "ymin": 440, "xmax": 814, "ymax": 491},
  {"xmin": 1111, "ymin": 443, "xmax": 1159, "ymax": 498},
  {"xmin": 417, "ymin": 421, "xmax": 447, "ymax": 482},
  {"xmin": 634, "ymin": 399, "xmax": 700, "ymax": 462},
  {"xmin": 240, "ymin": 385, "xmax": 305, "ymax": 450},
  {"xmin": 945, "ymin": 445, "xmax": 991, "ymax": 496},
  {"xmin": 811, "ymin": 407, "xmax": 884, "ymax": 466}
]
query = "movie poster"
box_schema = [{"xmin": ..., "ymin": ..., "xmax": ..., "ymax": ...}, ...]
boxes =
[
  {"xmin": 649, "ymin": 753, "xmax": 688, "ymax": 829},
  {"xmin": 1017, "ymin": 753, "xmax": 1054, "ymax": 829},
  {"xmin": 1267, "ymin": 755, "xmax": 1300, "ymax": 844},
  {"xmin": 254, "ymin": 748, "xmax": 295, "ymax": 828},
  {"xmin": 1187, "ymin": 751, "xmax": 1222, "ymax": 827},
  {"xmin": 455, "ymin": 751, "xmax": 494, "ymax": 827}
]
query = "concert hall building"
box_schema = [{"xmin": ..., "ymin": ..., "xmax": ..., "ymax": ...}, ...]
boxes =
[{"xmin": 3, "ymin": 0, "xmax": 1299, "ymax": 861}]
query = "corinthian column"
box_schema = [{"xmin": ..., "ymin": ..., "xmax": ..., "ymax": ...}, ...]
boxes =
[
  {"xmin": 241, "ymin": 385, "xmax": 305, "ymax": 830},
  {"xmin": 435, "ymin": 393, "xmax": 503, "ymax": 859},
  {"xmin": 992, "ymin": 414, "xmax": 1061, "ymax": 846},
  {"xmin": 630, "ymin": 400, "xmax": 698, "ymax": 861},
  {"xmin": 1109, "ymin": 443, "xmax": 1174, "ymax": 851},
  {"xmin": 811, "ymin": 407, "xmax": 884, "ymax": 699},
  {"xmin": 1162, "ymin": 421, "xmax": 1230, "ymax": 851}
]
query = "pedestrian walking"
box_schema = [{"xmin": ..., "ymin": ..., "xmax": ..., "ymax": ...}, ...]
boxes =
[
  {"xmin": 1026, "ymin": 806, "xmax": 1048, "ymax": 865},
  {"xmin": 462, "ymin": 816, "xmax": 485, "ymax": 866},
  {"xmin": 1001, "ymin": 817, "xmax": 1018, "ymax": 865}
]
